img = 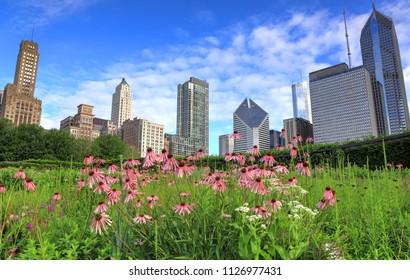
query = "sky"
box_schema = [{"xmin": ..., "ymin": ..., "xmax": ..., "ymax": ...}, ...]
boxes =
[{"xmin": 1, "ymin": 0, "xmax": 410, "ymax": 155}]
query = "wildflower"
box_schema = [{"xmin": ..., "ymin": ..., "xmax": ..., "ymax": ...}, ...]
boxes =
[
  {"xmin": 250, "ymin": 177, "xmax": 269, "ymax": 195},
  {"xmin": 90, "ymin": 213, "xmax": 112, "ymax": 234},
  {"xmin": 264, "ymin": 199, "xmax": 282, "ymax": 212},
  {"xmin": 317, "ymin": 199, "xmax": 327, "ymax": 210},
  {"xmin": 145, "ymin": 147, "xmax": 157, "ymax": 163},
  {"xmin": 292, "ymin": 136, "xmax": 298, "ymax": 146},
  {"xmin": 94, "ymin": 202, "xmax": 109, "ymax": 214},
  {"xmin": 23, "ymin": 178, "xmax": 36, "ymax": 192},
  {"xmin": 77, "ymin": 179, "xmax": 86, "ymax": 190},
  {"xmin": 134, "ymin": 198, "xmax": 144, "ymax": 208},
  {"xmin": 87, "ymin": 171, "xmax": 104, "ymax": 188},
  {"xmin": 163, "ymin": 154, "xmax": 179, "ymax": 171},
  {"xmin": 123, "ymin": 178, "xmax": 138, "ymax": 190},
  {"xmin": 124, "ymin": 190, "xmax": 138, "ymax": 202},
  {"xmin": 197, "ymin": 149, "xmax": 205, "ymax": 158},
  {"xmin": 157, "ymin": 149, "xmax": 168, "ymax": 163},
  {"xmin": 0, "ymin": 184, "xmax": 6, "ymax": 193},
  {"xmin": 80, "ymin": 166, "xmax": 89, "ymax": 176},
  {"xmin": 147, "ymin": 195, "xmax": 159, "ymax": 208},
  {"xmin": 27, "ymin": 223, "xmax": 33, "ymax": 231},
  {"xmin": 212, "ymin": 176, "xmax": 228, "ymax": 192},
  {"xmin": 323, "ymin": 186, "xmax": 334, "ymax": 200},
  {"xmin": 229, "ymin": 130, "xmax": 242, "ymax": 140},
  {"xmin": 180, "ymin": 192, "xmax": 190, "ymax": 197},
  {"xmin": 94, "ymin": 181, "xmax": 111, "ymax": 194},
  {"xmin": 248, "ymin": 145, "xmax": 261, "ymax": 156},
  {"xmin": 123, "ymin": 159, "xmax": 140, "ymax": 168},
  {"xmin": 173, "ymin": 202, "xmax": 195, "ymax": 215},
  {"xmin": 297, "ymin": 133, "xmax": 303, "ymax": 143},
  {"xmin": 287, "ymin": 177, "xmax": 297, "ymax": 185},
  {"xmin": 251, "ymin": 205, "xmax": 267, "ymax": 215},
  {"xmin": 273, "ymin": 163, "xmax": 290, "ymax": 174},
  {"xmin": 297, "ymin": 162, "xmax": 311, "ymax": 177},
  {"xmin": 93, "ymin": 158, "xmax": 106, "ymax": 165},
  {"xmin": 396, "ymin": 163, "xmax": 403, "ymax": 168},
  {"xmin": 107, "ymin": 188, "xmax": 122, "ymax": 205},
  {"xmin": 134, "ymin": 240, "xmax": 144, "ymax": 246},
  {"xmin": 260, "ymin": 152, "xmax": 276, "ymax": 167},
  {"xmin": 133, "ymin": 214, "xmax": 153, "ymax": 224},
  {"xmin": 14, "ymin": 169, "xmax": 26, "ymax": 180},
  {"xmin": 306, "ymin": 136, "xmax": 314, "ymax": 143},
  {"xmin": 107, "ymin": 162, "xmax": 119, "ymax": 174},
  {"xmin": 187, "ymin": 153, "xmax": 197, "ymax": 162},
  {"xmin": 51, "ymin": 192, "xmax": 62, "ymax": 200},
  {"xmin": 279, "ymin": 129, "xmax": 286, "ymax": 139},
  {"xmin": 84, "ymin": 154, "xmax": 94, "ymax": 165},
  {"xmin": 276, "ymin": 144, "xmax": 285, "ymax": 151},
  {"xmin": 290, "ymin": 147, "xmax": 298, "ymax": 158},
  {"xmin": 8, "ymin": 248, "xmax": 20, "ymax": 258},
  {"xmin": 176, "ymin": 162, "xmax": 193, "ymax": 178}
]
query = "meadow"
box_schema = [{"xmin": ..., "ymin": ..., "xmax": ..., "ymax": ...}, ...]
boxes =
[{"xmin": 0, "ymin": 148, "xmax": 409, "ymax": 260}]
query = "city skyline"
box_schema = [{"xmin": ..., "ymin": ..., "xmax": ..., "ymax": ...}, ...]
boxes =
[{"xmin": 1, "ymin": 1, "xmax": 410, "ymax": 155}]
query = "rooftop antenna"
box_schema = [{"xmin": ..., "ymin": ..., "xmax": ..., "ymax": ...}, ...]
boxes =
[
  {"xmin": 343, "ymin": 9, "xmax": 352, "ymax": 68},
  {"xmin": 31, "ymin": 23, "xmax": 35, "ymax": 42}
]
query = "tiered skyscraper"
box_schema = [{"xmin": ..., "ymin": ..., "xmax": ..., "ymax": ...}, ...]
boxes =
[
  {"xmin": 360, "ymin": 3, "xmax": 410, "ymax": 135},
  {"xmin": 111, "ymin": 78, "xmax": 132, "ymax": 129},
  {"xmin": 233, "ymin": 98, "xmax": 270, "ymax": 153},
  {"xmin": 168, "ymin": 77, "xmax": 209, "ymax": 156},
  {"xmin": 0, "ymin": 40, "xmax": 42, "ymax": 125}
]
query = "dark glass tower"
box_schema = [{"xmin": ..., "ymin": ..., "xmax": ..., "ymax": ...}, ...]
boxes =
[{"xmin": 360, "ymin": 3, "xmax": 410, "ymax": 135}]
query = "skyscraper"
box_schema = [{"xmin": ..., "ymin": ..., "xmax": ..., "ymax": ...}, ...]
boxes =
[
  {"xmin": 174, "ymin": 77, "xmax": 209, "ymax": 155},
  {"xmin": 0, "ymin": 40, "xmax": 42, "ymax": 125},
  {"xmin": 292, "ymin": 82, "xmax": 311, "ymax": 122},
  {"xmin": 111, "ymin": 78, "xmax": 132, "ymax": 129},
  {"xmin": 360, "ymin": 4, "xmax": 410, "ymax": 135},
  {"xmin": 309, "ymin": 63, "xmax": 377, "ymax": 144},
  {"xmin": 219, "ymin": 134, "xmax": 234, "ymax": 156},
  {"xmin": 233, "ymin": 98, "xmax": 270, "ymax": 153}
]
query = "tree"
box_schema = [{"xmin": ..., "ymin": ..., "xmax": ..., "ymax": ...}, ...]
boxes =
[
  {"xmin": 91, "ymin": 134, "xmax": 126, "ymax": 160},
  {"xmin": 43, "ymin": 129, "xmax": 76, "ymax": 160}
]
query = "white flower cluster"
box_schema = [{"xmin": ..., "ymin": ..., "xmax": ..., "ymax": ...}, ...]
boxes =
[
  {"xmin": 246, "ymin": 215, "xmax": 262, "ymax": 222},
  {"xmin": 235, "ymin": 203, "xmax": 250, "ymax": 213},
  {"xmin": 324, "ymin": 242, "xmax": 344, "ymax": 260},
  {"xmin": 287, "ymin": 200, "xmax": 318, "ymax": 219}
]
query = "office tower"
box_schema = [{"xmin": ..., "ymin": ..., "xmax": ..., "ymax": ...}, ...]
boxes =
[
  {"xmin": 93, "ymin": 118, "xmax": 117, "ymax": 136},
  {"xmin": 219, "ymin": 134, "xmax": 234, "ymax": 156},
  {"xmin": 0, "ymin": 40, "xmax": 42, "ymax": 125},
  {"xmin": 360, "ymin": 4, "xmax": 410, "ymax": 135},
  {"xmin": 122, "ymin": 117, "xmax": 164, "ymax": 158},
  {"xmin": 60, "ymin": 104, "xmax": 101, "ymax": 140},
  {"xmin": 309, "ymin": 63, "xmax": 377, "ymax": 144},
  {"xmin": 233, "ymin": 98, "xmax": 270, "ymax": 153},
  {"xmin": 269, "ymin": 129, "xmax": 285, "ymax": 149},
  {"xmin": 292, "ymin": 82, "xmax": 311, "ymax": 122},
  {"xmin": 111, "ymin": 78, "xmax": 132, "ymax": 129},
  {"xmin": 283, "ymin": 118, "xmax": 313, "ymax": 146},
  {"xmin": 171, "ymin": 77, "xmax": 209, "ymax": 155}
]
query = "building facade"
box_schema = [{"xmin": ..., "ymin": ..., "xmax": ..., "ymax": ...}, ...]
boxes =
[
  {"xmin": 233, "ymin": 98, "xmax": 270, "ymax": 153},
  {"xmin": 269, "ymin": 129, "xmax": 285, "ymax": 149},
  {"xmin": 360, "ymin": 4, "xmax": 410, "ymax": 135},
  {"xmin": 111, "ymin": 78, "xmax": 132, "ymax": 129},
  {"xmin": 292, "ymin": 82, "xmax": 310, "ymax": 122},
  {"xmin": 309, "ymin": 63, "xmax": 378, "ymax": 144},
  {"xmin": 122, "ymin": 118, "xmax": 164, "ymax": 158},
  {"xmin": 0, "ymin": 40, "xmax": 42, "ymax": 125},
  {"xmin": 219, "ymin": 134, "xmax": 234, "ymax": 156},
  {"xmin": 60, "ymin": 104, "xmax": 101, "ymax": 140},
  {"xmin": 93, "ymin": 118, "xmax": 117, "ymax": 136},
  {"xmin": 283, "ymin": 118, "xmax": 313, "ymax": 146},
  {"xmin": 171, "ymin": 77, "xmax": 209, "ymax": 156}
]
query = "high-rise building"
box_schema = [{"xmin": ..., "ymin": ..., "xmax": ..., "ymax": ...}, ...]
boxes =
[
  {"xmin": 60, "ymin": 104, "xmax": 101, "ymax": 140},
  {"xmin": 122, "ymin": 117, "xmax": 164, "ymax": 158},
  {"xmin": 219, "ymin": 134, "xmax": 234, "ymax": 156},
  {"xmin": 269, "ymin": 129, "xmax": 285, "ymax": 149},
  {"xmin": 292, "ymin": 82, "xmax": 311, "ymax": 122},
  {"xmin": 360, "ymin": 4, "xmax": 410, "ymax": 135},
  {"xmin": 111, "ymin": 78, "xmax": 132, "ymax": 129},
  {"xmin": 0, "ymin": 40, "xmax": 42, "ymax": 125},
  {"xmin": 233, "ymin": 98, "xmax": 270, "ymax": 153},
  {"xmin": 170, "ymin": 77, "xmax": 209, "ymax": 156},
  {"xmin": 309, "ymin": 63, "xmax": 378, "ymax": 144},
  {"xmin": 283, "ymin": 118, "xmax": 313, "ymax": 146}
]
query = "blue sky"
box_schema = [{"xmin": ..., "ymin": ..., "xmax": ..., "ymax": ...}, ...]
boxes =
[{"xmin": 1, "ymin": 0, "xmax": 410, "ymax": 155}]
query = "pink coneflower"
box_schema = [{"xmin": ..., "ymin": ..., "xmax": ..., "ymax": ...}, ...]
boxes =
[
  {"xmin": 248, "ymin": 155, "xmax": 255, "ymax": 162},
  {"xmin": 297, "ymin": 162, "xmax": 311, "ymax": 177},
  {"xmin": 157, "ymin": 149, "xmax": 168, "ymax": 163},
  {"xmin": 147, "ymin": 195, "xmax": 159, "ymax": 208},
  {"xmin": 229, "ymin": 130, "xmax": 242, "ymax": 140},
  {"xmin": 251, "ymin": 205, "xmax": 266, "ymax": 215},
  {"xmin": 295, "ymin": 160, "xmax": 304, "ymax": 170},
  {"xmin": 23, "ymin": 178, "xmax": 36, "ymax": 192},
  {"xmin": 106, "ymin": 188, "xmax": 122, "ymax": 205},
  {"xmin": 197, "ymin": 149, "xmax": 205, "ymax": 158},
  {"xmin": 0, "ymin": 184, "xmax": 6, "ymax": 193},
  {"xmin": 317, "ymin": 199, "xmax": 327, "ymax": 210},
  {"xmin": 323, "ymin": 186, "xmax": 334, "ymax": 200},
  {"xmin": 88, "ymin": 171, "xmax": 104, "ymax": 188},
  {"xmin": 273, "ymin": 163, "xmax": 290, "ymax": 174},
  {"xmin": 145, "ymin": 147, "xmax": 157, "ymax": 163},
  {"xmin": 173, "ymin": 202, "xmax": 195, "ymax": 215},
  {"xmin": 306, "ymin": 136, "xmax": 314, "ymax": 143},
  {"xmin": 77, "ymin": 179, "xmax": 86, "ymax": 190},
  {"xmin": 290, "ymin": 147, "xmax": 298, "ymax": 158},
  {"xmin": 248, "ymin": 145, "xmax": 261, "ymax": 156},
  {"xmin": 133, "ymin": 214, "xmax": 153, "ymax": 224},
  {"xmin": 84, "ymin": 154, "xmax": 94, "ymax": 165},
  {"xmin": 93, "ymin": 158, "xmax": 106, "ymax": 165},
  {"xmin": 94, "ymin": 181, "xmax": 111, "ymax": 194},
  {"xmin": 90, "ymin": 213, "xmax": 112, "ymax": 234},
  {"xmin": 180, "ymin": 192, "xmax": 190, "ymax": 197},
  {"xmin": 8, "ymin": 247, "xmax": 20, "ymax": 258},
  {"xmin": 107, "ymin": 162, "xmax": 119, "ymax": 174},
  {"xmin": 212, "ymin": 176, "xmax": 228, "ymax": 192},
  {"xmin": 276, "ymin": 144, "xmax": 285, "ymax": 151},
  {"xmin": 13, "ymin": 169, "xmax": 26, "ymax": 180},
  {"xmin": 80, "ymin": 166, "xmax": 89, "ymax": 176},
  {"xmin": 51, "ymin": 192, "xmax": 62, "ymax": 201},
  {"xmin": 292, "ymin": 136, "xmax": 298, "ymax": 146},
  {"xmin": 297, "ymin": 133, "xmax": 303, "ymax": 143},
  {"xmin": 253, "ymin": 165, "xmax": 274, "ymax": 178},
  {"xmin": 187, "ymin": 153, "xmax": 197, "ymax": 162},
  {"xmin": 287, "ymin": 142, "xmax": 293, "ymax": 149},
  {"xmin": 200, "ymin": 172, "xmax": 216, "ymax": 184},
  {"xmin": 279, "ymin": 128, "xmax": 286, "ymax": 139},
  {"xmin": 163, "ymin": 154, "xmax": 179, "ymax": 171},
  {"xmin": 133, "ymin": 198, "xmax": 144, "ymax": 208},
  {"xmin": 264, "ymin": 199, "xmax": 282, "ymax": 212},
  {"xmin": 123, "ymin": 178, "xmax": 138, "ymax": 190},
  {"xmin": 124, "ymin": 190, "xmax": 138, "ymax": 203},
  {"xmin": 123, "ymin": 159, "xmax": 140, "ymax": 168},
  {"xmin": 396, "ymin": 163, "xmax": 403, "ymax": 168},
  {"xmin": 287, "ymin": 177, "xmax": 297, "ymax": 185},
  {"xmin": 260, "ymin": 152, "xmax": 276, "ymax": 167},
  {"xmin": 105, "ymin": 175, "xmax": 119, "ymax": 185},
  {"xmin": 250, "ymin": 177, "xmax": 269, "ymax": 195},
  {"xmin": 94, "ymin": 202, "xmax": 109, "ymax": 214},
  {"xmin": 176, "ymin": 162, "xmax": 192, "ymax": 178}
]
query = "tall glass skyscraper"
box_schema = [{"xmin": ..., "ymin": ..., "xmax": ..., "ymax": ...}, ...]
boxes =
[
  {"xmin": 360, "ymin": 4, "xmax": 410, "ymax": 135},
  {"xmin": 292, "ymin": 82, "xmax": 310, "ymax": 122}
]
